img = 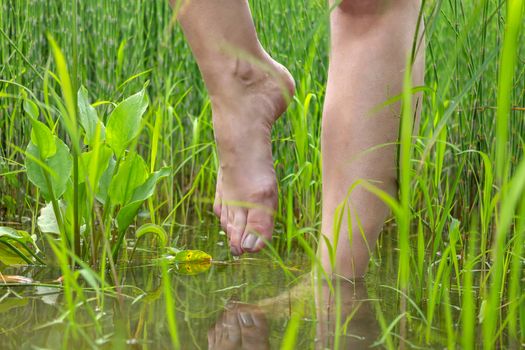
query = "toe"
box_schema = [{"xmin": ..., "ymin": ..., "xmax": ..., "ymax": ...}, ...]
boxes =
[
  {"xmin": 213, "ymin": 194, "xmax": 222, "ymax": 218},
  {"xmin": 224, "ymin": 307, "xmax": 241, "ymax": 343},
  {"xmin": 238, "ymin": 307, "xmax": 270, "ymax": 349},
  {"xmin": 242, "ymin": 207, "xmax": 274, "ymax": 253},
  {"xmin": 220, "ymin": 205, "xmax": 228, "ymax": 232},
  {"xmin": 228, "ymin": 209, "xmax": 247, "ymax": 256},
  {"xmin": 213, "ymin": 172, "xmax": 222, "ymax": 218}
]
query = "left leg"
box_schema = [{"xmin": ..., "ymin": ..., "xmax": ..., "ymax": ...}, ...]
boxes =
[{"xmin": 173, "ymin": 0, "xmax": 294, "ymax": 255}]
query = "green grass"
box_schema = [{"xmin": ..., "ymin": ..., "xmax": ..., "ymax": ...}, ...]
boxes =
[{"xmin": 1, "ymin": 0, "xmax": 525, "ymax": 348}]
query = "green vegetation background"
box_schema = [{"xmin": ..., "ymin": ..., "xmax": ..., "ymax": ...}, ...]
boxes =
[{"xmin": 1, "ymin": 0, "xmax": 524, "ymax": 348}]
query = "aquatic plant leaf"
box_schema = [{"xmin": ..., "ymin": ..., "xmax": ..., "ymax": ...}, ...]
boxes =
[
  {"xmin": 0, "ymin": 226, "xmax": 30, "ymax": 241},
  {"xmin": 0, "ymin": 298, "xmax": 29, "ymax": 313},
  {"xmin": 25, "ymin": 137, "xmax": 73, "ymax": 201},
  {"xmin": 78, "ymin": 86, "xmax": 106, "ymax": 145},
  {"xmin": 106, "ymin": 87, "xmax": 149, "ymax": 158},
  {"xmin": 109, "ymin": 153, "xmax": 148, "ymax": 206},
  {"xmin": 0, "ymin": 245, "xmax": 30, "ymax": 265},
  {"xmin": 78, "ymin": 145, "xmax": 113, "ymax": 189},
  {"xmin": 164, "ymin": 249, "xmax": 212, "ymax": 275},
  {"xmin": 115, "ymin": 167, "xmax": 170, "ymax": 232},
  {"xmin": 172, "ymin": 250, "xmax": 212, "ymax": 263},
  {"xmin": 174, "ymin": 261, "xmax": 211, "ymax": 275},
  {"xmin": 0, "ymin": 227, "xmax": 40, "ymax": 265},
  {"xmin": 135, "ymin": 223, "xmax": 168, "ymax": 247},
  {"xmin": 129, "ymin": 167, "xmax": 171, "ymax": 203},
  {"xmin": 29, "ymin": 118, "xmax": 56, "ymax": 159},
  {"xmin": 96, "ymin": 157, "xmax": 116, "ymax": 205},
  {"xmin": 37, "ymin": 201, "xmax": 64, "ymax": 234},
  {"xmin": 23, "ymin": 99, "xmax": 39, "ymax": 119}
]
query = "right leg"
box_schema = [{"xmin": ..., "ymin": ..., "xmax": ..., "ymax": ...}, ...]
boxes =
[
  {"xmin": 320, "ymin": 0, "xmax": 425, "ymax": 278},
  {"xmin": 174, "ymin": 0, "xmax": 295, "ymax": 255}
]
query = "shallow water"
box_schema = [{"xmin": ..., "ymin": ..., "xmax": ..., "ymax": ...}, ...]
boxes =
[{"xmin": 0, "ymin": 223, "xmax": 457, "ymax": 349}]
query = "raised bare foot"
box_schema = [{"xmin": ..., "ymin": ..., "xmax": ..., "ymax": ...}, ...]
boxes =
[{"xmin": 211, "ymin": 55, "xmax": 294, "ymax": 256}]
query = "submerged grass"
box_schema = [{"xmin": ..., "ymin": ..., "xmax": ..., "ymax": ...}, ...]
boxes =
[{"xmin": 1, "ymin": 0, "xmax": 525, "ymax": 348}]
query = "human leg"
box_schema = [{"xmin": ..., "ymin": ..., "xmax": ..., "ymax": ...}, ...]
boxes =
[
  {"xmin": 320, "ymin": 0, "xmax": 425, "ymax": 278},
  {"xmin": 174, "ymin": 0, "xmax": 295, "ymax": 255}
]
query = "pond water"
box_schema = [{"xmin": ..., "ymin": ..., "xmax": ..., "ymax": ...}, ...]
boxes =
[{"xmin": 0, "ymin": 223, "xmax": 452, "ymax": 349}]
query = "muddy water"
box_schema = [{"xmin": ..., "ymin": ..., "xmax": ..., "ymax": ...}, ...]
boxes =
[{"xmin": 0, "ymin": 224, "xmax": 437, "ymax": 349}]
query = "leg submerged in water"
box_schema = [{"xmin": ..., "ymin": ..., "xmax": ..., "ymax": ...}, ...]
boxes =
[
  {"xmin": 320, "ymin": 0, "xmax": 425, "ymax": 278},
  {"xmin": 174, "ymin": 0, "xmax": 295, "ymax": 255}
]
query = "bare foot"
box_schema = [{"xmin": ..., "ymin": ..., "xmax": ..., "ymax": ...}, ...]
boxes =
[{"xmin": 211, "ymin": 55, "xmax": 294, "ymax": 255}]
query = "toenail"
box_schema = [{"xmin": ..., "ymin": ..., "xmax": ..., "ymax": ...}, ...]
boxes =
[
  {"xmin": 242, "ymin": 233, "xmax": 258, "ymax": 250},
  {"xmin": 254, "ymin": 237, "xmax": 264, "ymax": 250},
  {"xmin": 239, "ymin": 312, "xmax": 254, "ymax": 327}
]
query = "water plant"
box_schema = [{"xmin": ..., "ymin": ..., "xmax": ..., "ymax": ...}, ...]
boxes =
[
  {"xmin": 0, "ymin": 0, "xmax": 524, "ymax": 348},
  {"xmin": 24, "ymin": 68, "xmax": 170, "ymax": 264}
]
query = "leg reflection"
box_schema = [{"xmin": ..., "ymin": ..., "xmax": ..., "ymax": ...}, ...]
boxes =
[
  {"xmin": 315, "ymin": 278, "xmax": 380, "ymax": 349},
  {"xmin": 209, "ymin": 276, "xmax": 380, "ymax": 349},
  {"xmin": 208, "ymin": 303, "xmax": 270, "ymax": 350}
]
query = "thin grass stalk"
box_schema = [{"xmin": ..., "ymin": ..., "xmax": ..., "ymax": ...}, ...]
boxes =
[
  {"xmin": 397, "ymin": 54, "xmax": 414, "ymax": 291},
  {"xmin": 71, "ymin": 0, "xmax": 81, "ymax": 259},
  {"xmin": 506, "ymin": 188, "xmax": 525, "ymax": 343},
  {"xmin": 484, "ymin": 0, "xmax": 524, "ymax": 347},
  {"xmin": 461, "ymin": 219, "xmax": 478, "ymax": 350},
  {"xmin": 495, "ymin": 0, "xmax": 524, "ymax": 184}
]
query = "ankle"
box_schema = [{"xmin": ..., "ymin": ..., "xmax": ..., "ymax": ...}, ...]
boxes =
[
  {"xmin": 202, "ymin": 54, "xmax": 269, "ymax": 95},
  {"xmin": 207, "ymin": 55, "xmax": 294, "ymax": 101},
  {"xmin": 231, "ymin": 57, "xmax": 268, "ymax": 87}
]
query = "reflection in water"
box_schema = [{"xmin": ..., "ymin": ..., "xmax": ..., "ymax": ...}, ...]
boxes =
[
  {"xmin": 208, "ymin": 276, "xmax": 380, "ymax": 349},
  {"xmin": 1, "ymin": 228, "xmax": 385, "ymax": 350},
  {"xmin": 208, "ymin": 303, "xmax": 270, "ymax": 350},
  {"xmin": 315, "ymin": 278, "xmax": 380, "ymax": 349}
]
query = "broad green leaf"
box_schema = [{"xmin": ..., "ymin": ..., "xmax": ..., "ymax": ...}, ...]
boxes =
[
  {"xmin": 78, "ymin": 86, "xmax": 105, "ymax": 145},
  {"xmin": 23, "ymin": 99, "xmax": 39, "ymax": 119},
  {"xmin": 108, "ymin": 153, "xmax": 148, "ymax": 206},
  {"xmin": 172, "ymin": 250, "xmax": 212, "ymax": 263},
  {"xmin": 78, "ymin": 145, "xmax": 113, "ymax": 190},
  {"xmin": 30, "ymin": 118, "xmax": 56, "ymax": 159},
  {"xmin": 96, "ymin": 157, "xmax": 116, "ymax": 205},
  {"xmin": 115, "ymin": 201, "xmax": 142, "ymax": 233},
  {"xmin": 0, "ymin": 244, "xmax": 30, "ymax": 265},
  {"xmin": 0, "ymin": 226, "xmax": 30, "ymax": 241},
  {"xmin": 174, "ymin": 261, "xmax": 211, "ymax": 276},
  {"xmin": 128, "ymin": 167, "xmax": 171, "ymax": 203},
  {"xmin": 135, "ymin": 223, "xmax": 168, "ymax": 247},
  {"xmin": 165, "ymin": 249, "xmax": 212, "ymax": 276},
  {"xmin": 37, "ymin": 201, "xmax": 63, "ymax": 234},
  {"xmin": 115, "ymin": 167, "xmax": 170, "ymax": 232},
  {"xmin": 25, "ymin": 137, "xmax": 73, "ymax": 201},
  {"xmin": 0, "ymin": 227, "xmax": 41, "ymax": 265},
  {"xmin": 106, "ymin": 88, "xmax": 149, "ymax": 158}
]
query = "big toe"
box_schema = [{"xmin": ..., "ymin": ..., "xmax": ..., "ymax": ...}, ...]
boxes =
[
  {"xmin": 228, "ymin": 208, "xmax": 247, "ymax": 256},
  {"xmin": 241, "ymin": 208, "xmax": 274, "ymax": 253},
  {"xmin": 237, "ymin": 306, "xmax": 270, "ymax": 349}
]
